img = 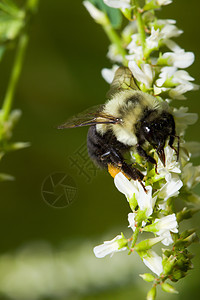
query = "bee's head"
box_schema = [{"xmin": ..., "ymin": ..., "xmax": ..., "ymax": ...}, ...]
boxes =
[{"xmin": 140, "ymin": 111, "xmax": 175, "ymax": 165}]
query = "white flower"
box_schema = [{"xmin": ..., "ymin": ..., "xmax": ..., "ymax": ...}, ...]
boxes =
[
  {"xmin": 183, "ymin": 141, "xmax": 200, "ymax": 158},
  {"xmin": 156, "ymin": 0, "xmax": 172, "ymax": 6},
  {"xmin": 137, "ymin": 184, "xmax": 156, "ymax": 217},
  {"xmin": 153, "ymin": 85, "xmax": 169, "ymax": 95},
  {"xmin": 107, "ymin": 44, "xmax": 124, "ymax": 63},
  {"xmin": 156, "ymin": 66, "xmax": 198, "ymax": 99},
  {"xmin": 83, "ymin": 1, "xmax": 107, "ymax": 25},
  {"xmin": 114, "ymin": 172, "xmax": 139, "ymax": 200},
  {"xmin": 128, "ymin": 212, "xmax": 146, "ymax": 232},
  {"xmin": 157, "ymin": 19, "xmax": 176, "ymax": 26},
  {"xmin": 127, "ymin": 34, "xmax": 139, "ymax": 53},
  {"xmin": 114, "ymin": 173, "xmax": 156, "ymax": 217},
  {"xmin": 126, "ymin": 34, "xmax": 143, "ymax": 61},
  {"xmin": 182, "ymin": 163, "xmax": 200, "ymax": 189},
  {"xmin": 156, "ymin": 66, "xmax": 195, "ymax": 86},
  {"xmin": 158, "ymin": 174, "xmax": 183, "ymax": 201},
  {"xmin": 93, "ymin": 235, "xmax": 127, "ymax": 258},
  {"xmin": 164, "ymin": 39, "xmax": 182, "ymax": 52},
  {"xmin": 157, "ymin": 146, "xmax": 181, "ymax": 177},
  {"xmin": 146, "ymin": 27, "xmax": 162, "ymax": 50},
  {"xmin": 146, "ymin": 24, "xmax": 182, "ymax": 52},
  {"xmin": 160, "ymin": 24, "xmax": 183, "ymax": 39},
  {"xmin": 169, "ymin": 83, "xmax": 196, "ymax": 100},
  {"xmin": 128, "ymin": 61, "xmax": 154, "ymax": 89},
  {"xmin": 142, "ymin": 250, "xmax": 163, "ymax": 276},
  {"xmin": 158, "ymin": 230, "xmax": 173, "ymax": 246},
  {"xmin": 156, "ymin": 67, "xmax": 198, "ymax": 100},
  {"xmin": 103, "ymin": 0, "xmax": 131, "ymax": 9},
  {"xmin": 162, "ymin": 50, "xmax": 195, "ymax": 68},
  {"xmin": 173, "ymin": 106, "xmax": 198, "ymax": 136},
  {"xmin": 101, "ymin": 65, "xmax": 119, "ymax": 84},
  {"xmin": 154, "ymin": 214, "xmax": 178, "ymax": 245},
  {"xmin": 128, "ymin": 212, "xmax": 137, "ymax": 232},
  {"xmin": 122, "ymin": 21, "xmax": 137, "ymax": 42}
]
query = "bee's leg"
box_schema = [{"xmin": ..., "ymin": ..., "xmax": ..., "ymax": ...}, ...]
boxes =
[
  {"xmin": 136, "ymin": 144, "xmax": 158, "ymax": 173},
  {"xmin": 169, "ymin": 135, "xmax": 180, "ymax": 161},
  {"xmin": 101, "ymin": 148, "xmax": 146, "ymax": 190}
]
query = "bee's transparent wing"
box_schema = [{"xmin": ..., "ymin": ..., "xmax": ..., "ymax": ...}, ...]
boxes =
[
  {"xmin": 107, "ymin": 66, "xmax": 139, "ymax": 98},
  {"xmin": 58, "ymin": 105, "xmax": 122, "ymax": 129}
]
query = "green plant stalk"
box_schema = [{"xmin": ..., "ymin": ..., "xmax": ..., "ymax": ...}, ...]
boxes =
[
  {"xmin": 1, "ymin": 33, "xmax": 28, "ymax": 122},
  {"xmin": 102, "ymin": 18, "xmax": 128, "ymax": 66},
  {"xmin": 131, "ymin": 227, "xmax": 140, "ymax": 249},
  {"xmin": 132, "ymin": 0, "xmax": 146, "ymax": 52},
  {"xmin": 0, "ymin": 0, "xmax": 39, "ymax": 123}
]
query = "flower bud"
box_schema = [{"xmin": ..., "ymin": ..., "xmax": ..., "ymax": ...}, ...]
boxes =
[
  {"xmin": 161, "ymin": 282, "xmax": 178, "ymax": 294},
  {"xmin": 162, "ymin": 255, "xmax": 176, "ymax": 275},
  {"xmin": 147, "ymin": 286, "xmax": 157, "ymax": 300},
  {"xmin": 135, "ymin": 237, "xmax": 163, "ymax": 252},
  {"xmin": 176, "ymin": 207, "xmax": 200, "ymax": 222},
  {"xmin": 171, "ymin": 270, "xmax": 185, "ymax": 281},
  {"xmin": 139, "ymin": 273, "xmax": 155, "ymax": 282}
]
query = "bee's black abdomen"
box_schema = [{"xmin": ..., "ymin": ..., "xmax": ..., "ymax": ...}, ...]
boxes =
[
  {"xmin": 87, "ymin": 125, "xmax": 145, "ymax": 184},
  {"xmin": 87, "ymin": 125, "xmax": 130, "ymax": 168}
]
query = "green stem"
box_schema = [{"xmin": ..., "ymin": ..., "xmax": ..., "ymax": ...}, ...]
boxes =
[
  {"xmin": 0, "ymin": 0, "xmax": 39, "ymax": 122},
  {"xmin": 131, "ymin": 227, "xmax": 140, "ymax": 248},
  {"xmin": 1, "ymin": 33, "xmax": 28, "ymax": 122},
  {"xmin": 103, "ymin": 17, "xmax": 128, "ymax": 66},
  {"xmin": 133, "ymin": 0, "xmax": 146, "ymax": 52}
]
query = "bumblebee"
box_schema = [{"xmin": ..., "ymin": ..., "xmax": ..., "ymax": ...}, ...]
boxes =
[{"xmin": 59, "ymin": 67, "xmax": 178, "ymax": 188}]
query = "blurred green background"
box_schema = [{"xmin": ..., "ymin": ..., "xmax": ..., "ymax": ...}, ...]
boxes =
[{"xmin": 0, "ymin": 0, "xmax": 199, "ymax": 299}]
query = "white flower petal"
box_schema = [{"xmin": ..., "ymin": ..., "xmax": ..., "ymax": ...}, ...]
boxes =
[
  {"xmin": 93, "ymin": 235, "xmax": 126, "ymax": 258},
  {"xmin": 143, "ymin": 250, "xmax": 163, "ymax": 276},
  {"xmin": 128, "ymin": 212, "xmax": 137, "ymax": 232},
  {"xmin": 101, "ymin": 65, "xmax": 119, "ymax": 84},
  {"xmin": 184, "ymin": 141, "xmax": 200, "ymax": 158},
  {"xmin": 114, "ymin": 172, "xmax": 138, "ymax": 200},
  {"xmin": 169, "ymin": 83, "xmax": 195, "ymax": 99},
  {"xmin": 158, "ymin": 174, "xmax": 183, "ymax": 201},
  {"xmin": 161, "ymin": 24, "xmax": 183, "ymax": 39},
  {"xmin": 164, "ymin": 39, "xmax": 182, "ymax": 52},
  {"xmin": 107, "ymin": 44, "xmax": 124, "ymax": 63},
  {"xmin": 137, "ymin": 184, "xmax": 156, "ymax": 217},
  {"xmin": 153, "ymin": 85, "xmax": 169, "ymax": 95},
  {"xmin": 182, "ymin": 163, "xmax": 200, "ymax": 189},
  {"xmin": 103, "ymin": 0, "xmax": 131, "ymax": 9},
  {"xmin": 157, "ymin": 146, "xmax": 181, "ymax": 176},
  {"xmin": 160, "ymin": 231, "xmax": 174, "ymax": 246},
  {"xmin": 154, "ymin": 214, "xmax": 178, "ymax": 236},
  {"xmin": 128, "ymin": 61, "xmax": 154, "ymax": 88},
  {"xmin": 156, "ymin": 0, "xmax": 172, "ymax": 5},
  {"xmin": 146, "ymin": 27, "xmax": 161, "ymax": 50},
  {"xmin": 163, "ymin": 51, "xmax": 195, "ymax": 68},
  {"xmin": 83, "ymin": 1, "xmax": 106, "ymax": 23},
  {"xmin": 173, "ymin": 106, "xmax": 198, "ymax": 135}
]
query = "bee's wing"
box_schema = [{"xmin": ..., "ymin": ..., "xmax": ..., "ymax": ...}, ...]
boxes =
[
  {"xmin": 107, "ymin": 66, "xmax": 139, "ymax": 98},
  {"xmin": 58, "ymin": 105, "xmax": 122, "ymax": 129}
]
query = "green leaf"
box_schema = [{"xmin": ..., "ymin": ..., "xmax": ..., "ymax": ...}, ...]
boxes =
[{"xmin": 88, "ymin": 0, "xmax": 122, "ymax": 29}]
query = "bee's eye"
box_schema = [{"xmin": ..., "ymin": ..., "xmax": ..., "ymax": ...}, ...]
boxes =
[{"xmin": 144, "ymin": 126, "xmax": 150, "ymax": 133}]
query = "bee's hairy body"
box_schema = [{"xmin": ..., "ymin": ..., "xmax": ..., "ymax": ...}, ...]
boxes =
[
  {"xmin": 59, "ymin": 67, "xmax": 178, "ymax": 187},
  {"xmin": 95, "ymin": 90, "xmax": 163, "ymax": 147},
  {"xmin": 87, "ymin": 89, "xmax": 175, "ymax": 182}
]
